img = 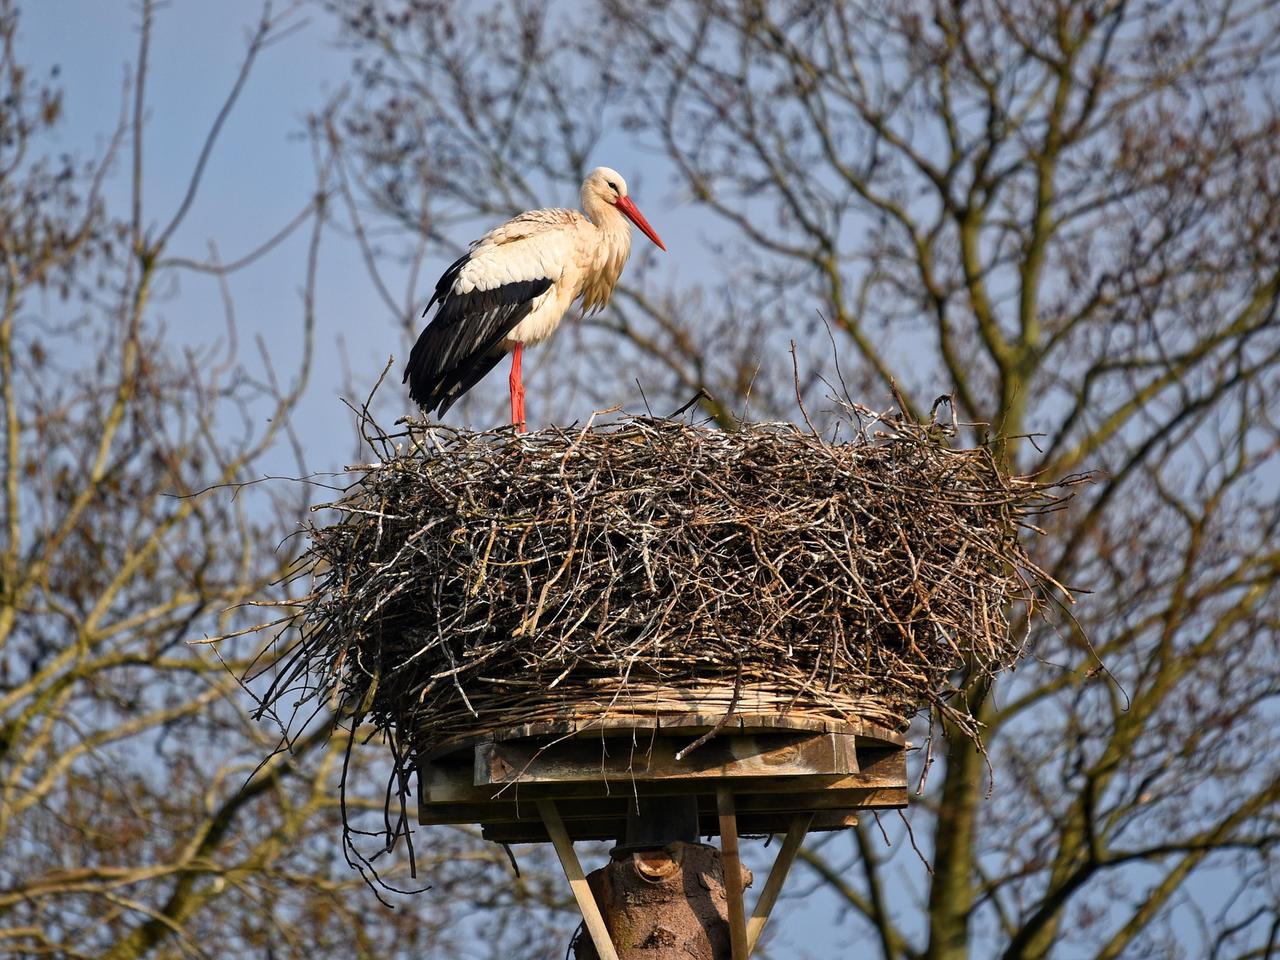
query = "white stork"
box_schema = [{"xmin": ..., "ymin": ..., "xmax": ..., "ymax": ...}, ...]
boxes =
[{"xmin": 404, "ymin": 167, "xmax": 666, "ymax": 431}]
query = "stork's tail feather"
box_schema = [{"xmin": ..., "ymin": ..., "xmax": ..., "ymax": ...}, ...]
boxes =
[{"xmin": 405, "ymin": 345, "xmax": 503, "ymax": 417}]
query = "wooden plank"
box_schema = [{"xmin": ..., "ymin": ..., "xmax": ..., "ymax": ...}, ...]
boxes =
[
  {"xmin": 718, "ymin": 788, "xmax": 749, "ymax": 960},
  {"xmin": 485, "ymin": 816, "xmax": 627, "ymax": 843},
  {"xmin": 419, "ymin": 737, "xmax": 901, "ymax": 798},
  {"xmin": 537, "ymin": 799, "xmax": 619, "ymax": 960},
  {"xmin": 480, "ymin": 809, "xmax": 860, "ymax": 844},
  {"xmin": 495, "ymin": 712, "xmax": 847, "ymax": 739},
  {"xmin": 422, "ymin": 798, "xmax": 626, "ymax": 825},
  {"xmin": 422, "ymin": 712, "xmax": 906, "ymax": 762},
  {"xmin": 476, "ymin": 731, "xmax": 859, "ymax": 786},
  {"xmin": 425, "ymin": 767, "xmax": 897, "ymax": 805},
  {"xmin": 419, "ymin": 787, "xmax": 906, "ymax": 826},
  {"xmin": 421, "ymin": 755, "xmax": 907, "ymax": 807},
  {"xmin": 746, "ymin": 814, "xmax": 812, "ymax": 955},
  {"xmin": 735, "ymin": 786, "xmax": 903, "ymax": 813}
]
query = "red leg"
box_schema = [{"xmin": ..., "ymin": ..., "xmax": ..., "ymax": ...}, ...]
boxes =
[{"xmin": 509, "ymin": 343, "xmax": 526, "ymax": 433}]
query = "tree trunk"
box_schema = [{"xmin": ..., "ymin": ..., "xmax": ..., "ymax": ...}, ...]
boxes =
[{"xmin": 573, "ymin": 842, "xmax": 752, "ymax": 960}]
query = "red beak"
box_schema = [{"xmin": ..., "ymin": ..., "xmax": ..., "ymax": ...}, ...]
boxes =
[{"xmin": 615, "ymin": 195, "xmax": 667, "ymax": 251}]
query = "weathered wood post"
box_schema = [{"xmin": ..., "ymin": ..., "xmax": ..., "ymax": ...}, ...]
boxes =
[{"xmin": 574, "ymin": 797, "xmax": 731, "ymax": 959}]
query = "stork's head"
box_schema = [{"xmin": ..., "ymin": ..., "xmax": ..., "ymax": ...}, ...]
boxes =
[{"xmin": 583, "ymin": 166, "xmax": 667, "ymax": 251}]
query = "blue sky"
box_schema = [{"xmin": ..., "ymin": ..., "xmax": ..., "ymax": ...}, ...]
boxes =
[{"xmin": 23, "ymin": 3, "xmax": 368, "ymax": 465}]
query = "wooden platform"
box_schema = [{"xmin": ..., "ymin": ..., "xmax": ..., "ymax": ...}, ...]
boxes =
[{"xmin": 417, "ymin": 712, "xmax": 909, "ymax": 843}]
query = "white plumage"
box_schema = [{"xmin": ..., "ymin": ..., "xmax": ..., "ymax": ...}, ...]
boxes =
[{"xmin": 404, "ymin": 167, "xmax": 666, "ymax": 429}]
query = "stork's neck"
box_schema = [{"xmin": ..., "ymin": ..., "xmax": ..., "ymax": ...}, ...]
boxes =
[
  {"xmin": 577, "ymin": 193, "xmax": 633, "ymax": 314},
  {"xmin": 581, "ymin": 194, "xmax": 633, "ymax": 264},
  {"xmin": 582, "ymin": 193, "xmax": 627, "ymax": 235}
]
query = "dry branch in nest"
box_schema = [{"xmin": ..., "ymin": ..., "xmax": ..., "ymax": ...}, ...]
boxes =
[{"xmin": 259, "ymin": 406, "xmax": 1073, "ymax": 779}]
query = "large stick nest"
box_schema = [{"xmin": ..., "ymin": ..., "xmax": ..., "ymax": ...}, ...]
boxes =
[{"xmin": 265, "ymin": 408, "xmax": 1072, "ymax": 760}]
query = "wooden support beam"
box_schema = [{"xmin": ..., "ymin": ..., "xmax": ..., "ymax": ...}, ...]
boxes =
[
  {"xmin": 419, "ymin": 713, "xmax": 904, "ymax": 766},
  {"xmin": 419, "ymin": 787, "xmax": 903, "ymax": 827},
  {"xmin": 536, "ymin": 799, "xmax": 619, "ymax": 960},
  {"xmin": 481, "ymin": 809, "xmax": 857, "ymax": 844},
  {"xmin": 717, "ymin": 787, "xmax": 749, "ymax": 960},
  {"xmin": 425, "ymin": 767, "xmax": 906, "ymax": 805},
  {"xmin": 478, "ymin": 731, "xmax": 859, "ymax": 786},
  {"xmin": 746, "ymin": 813, "xmax": 813, "ymax": 955},
  {"xmin": 419, "ymin": 742, "xmax": 907, "ymax": 808}
]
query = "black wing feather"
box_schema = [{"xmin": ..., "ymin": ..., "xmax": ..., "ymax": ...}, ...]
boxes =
[
  {"xmin": 422, "ymin": 252, "xmax": 469, "ymax": 318},
  {"xmin": 404, "ymin": 264, "xmax": 553, "ymax": 415},
  {"xmin": 434, "ymin": 352, "xmax": 504, "ymax": 418}
]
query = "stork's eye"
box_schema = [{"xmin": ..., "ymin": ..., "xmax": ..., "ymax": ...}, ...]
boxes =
[{"xmin": 607, "ymin": 181, "xmax": 619, "ymax": 193}]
